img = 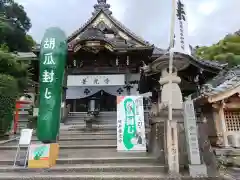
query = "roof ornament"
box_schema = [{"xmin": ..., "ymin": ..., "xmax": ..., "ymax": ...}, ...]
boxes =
[{"xmin": 93, "ymin": 0, "xmax": 112, "ymax": 15}]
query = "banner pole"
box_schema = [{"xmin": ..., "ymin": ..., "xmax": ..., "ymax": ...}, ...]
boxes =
[{"xmin": 167, "ymin": 0, "xmax": 179, "ymax": 174}]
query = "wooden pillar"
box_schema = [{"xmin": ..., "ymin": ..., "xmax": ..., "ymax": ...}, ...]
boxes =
[
  {"xmin": 218, "ymin": 102, "xmax": 229, "ymax": 147},
  {"xmin": 212, "ymin": 106, "xmax": 223, "ymax": 146},
  {"xmin": 73, "ymin": 99, "xmax": 76, "ymax": 112}
]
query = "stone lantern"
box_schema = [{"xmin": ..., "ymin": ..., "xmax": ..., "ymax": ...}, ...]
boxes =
[{"xmin": 144, "ymin": 52, "xmax": 190, "ymax": 173}]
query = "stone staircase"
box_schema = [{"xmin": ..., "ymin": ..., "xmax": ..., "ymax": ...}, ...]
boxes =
[
  {"xmin": 12, "ymin": 113, "xmax": 29, "ymax": 134},
  {"xmin": 0, "ymin": 111, "xmax": 171, "ymax": 179}
]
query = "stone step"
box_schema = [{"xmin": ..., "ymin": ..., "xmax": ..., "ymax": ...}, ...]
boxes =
[
  {"xmin": 66, "ymin": 118, "xmax": 117, "ymax": 122},
  {"xmin": 64, "ymin": 155, "xmax": 155, "ymax": 163},
  {"xmin": 53, "ymin": 134, "xmax": 117, "ymax": 140},
  {"xmin": 0, "ymin": 163, "xmax": 165, "ymax": 173},
  {"xmin": 59, "ymin": 132, "xmax": 116, "ymax": 136},
  {"xmin": 68, "ymin": 113, "xmax": 116, "ymax": 116},
  {"xmin": 0, "ymin": 144, "xmax": 117, "ymax": 150},
  {"xmin": 68, "ymin": 112, "xmax": 87, "ymax": 116},
  {"xmin": 0, "ymin": 172, "xmax": 168, "ymax": 180},
  {"xmin": 66, "ymin": 117, "xmax": 86, "ymax": 120},
  {"xmin": 0, "ymin": 148, "xmax": 151, "ymax": 162},
  {"xmin": 64, "ymin": 121, "xmax": 116, "ymax": 126},
  {"xmin": 65, "ymin": 129, "xmax": 117, "ymax": 134},
  {"xmin": 60, "ymin": 131, "xmax": 117, "ymax": 139},
  {"xmin": 67, "ymin": 116, "xmax": 119, "ymax": 119},
  {"xmin": 2, "ymin": 139, "xmax": 117, "ymax": 146},
  {"xmin": 69, "ymin": 124, "xmax": 116, "ymax": 130},
  {"xmin": 69, "ymin": 112, "xmax": 116, "ymax": 116},
  {"xmin": 18, "ymin": 119, "xmax": 28, "ymax": 122},
  {"xmin": 18, "ymin": 124, "xmax": 28, "ymax": 127},
  {"xmin": 59, "ymin": 134, "xmax": 117, "ymax": 139},
  {"xmin": 64, "ymin": 121, "xmax": 85, "ymax": 125},
  {"xmin": 0, "ymin": 156, "xmax": 157, "ymax": 165},
  {"xmin": 66, "ymin": 116, "xmax": 116, "ymax": 120},
  {"xmin": 65, "ymin": 118, "xmax": 116, "ymax": 122},
  {"xmin": 67, "ymin": 114, "xmax": 116, "ymax": 117},
  {"xmin": 59, "ymin": 129, "xmax": 150, "ymax": 137}
]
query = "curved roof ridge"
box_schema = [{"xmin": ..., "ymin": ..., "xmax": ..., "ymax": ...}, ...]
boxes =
[
  {"xmin": 67, "ymin": 1, "xmax": 152, "ymax": 46},
  {"xmin": 67, "ymin": 11, "xmax": 101, "ymax": 42},
  {"xmin": 105, "ymin": 13, "xmax": 151, "ymax": 46}
]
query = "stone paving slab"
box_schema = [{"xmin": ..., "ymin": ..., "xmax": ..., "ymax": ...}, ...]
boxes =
[
  {"xmin": 0, "ymin": 172, "xmax": 227, "ymax": 180},
  {"xmin": 224, "ymin": 168, "xmax": 240, "ymax": 180},
  {"xmin": 0, "ymin": 172, "xmax": 167, "ymax": 180},
  {"xmin": 0, "ymin": 163, "xmax": 165, "ymax": 173}
]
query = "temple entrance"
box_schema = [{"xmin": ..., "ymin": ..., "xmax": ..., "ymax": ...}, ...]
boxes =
[
  {"xmin": 98, "ymin": 91, "xmax": 116, "ymax": 111},
  {"xmin": 67, "ymin": 90, "xmax": 116, "ymax": 112}
]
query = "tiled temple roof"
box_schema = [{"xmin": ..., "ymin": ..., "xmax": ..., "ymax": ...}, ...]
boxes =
[
  {"xmin": 70, "ymin": 27, "xmax": 151, "ymax": 51},
  {"xmin": 67, "ymin": 0, "xmax": 151, "ymax": 47},
  {"xmin": 151, "ymin": 45, "xmax": 227, "ymax": 69},
  {"xmin": 193, "ymin": 59, "xmax": 227, "ymax": 70},
  {"xmin": 152, "ymin": 47, "xmax": 167, "ymax": 56},
  {"xmin": 13, "ymin": 52, "xmax": 37, "ymax": 60},
  {"xmin": 200, "ymin": 65, "xmax": 240, "ymax": 97},
  {"xmin": 189, "ymin": 45, "xmax": 227, "ymax": 70},
  {"xmin": 31, "ymin": 0, "xmax": 228, "ymax": 72}
]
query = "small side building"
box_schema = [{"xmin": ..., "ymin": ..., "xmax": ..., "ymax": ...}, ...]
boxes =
[{"xmin": 195, "ymin": 66, "xmax": 240, "ymax": 149}]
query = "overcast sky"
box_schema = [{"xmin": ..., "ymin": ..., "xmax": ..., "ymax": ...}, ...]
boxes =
[{"xmin": 16, "ymin": 0, "xmax": 240, "ymax": 48}]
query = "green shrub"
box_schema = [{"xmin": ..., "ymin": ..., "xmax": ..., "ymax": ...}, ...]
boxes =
[{"xmin": 0, "ymin": 74, "xmax": 18, "ymax": 136}]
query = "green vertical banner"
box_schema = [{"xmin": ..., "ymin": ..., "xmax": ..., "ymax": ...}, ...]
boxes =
[
  {"xmin": 117, "ymin": 96, "xmax": 147, "ymax": 152},
  {"xmin": 37, "ymin": 27, "xmax": 67, "ymax": 142}
]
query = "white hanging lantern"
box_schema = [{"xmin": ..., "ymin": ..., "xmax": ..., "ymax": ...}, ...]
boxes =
[
  {"xmin": 116, "ymin": 57, "xmax": 119, "ymax": 66},
  {"xmin": 126, "ymin": 56, "xmax": 129, "ymax": 66},
  {"xmin": 73, "ymin": 59, "xmax": 77, "ymax": 67}
]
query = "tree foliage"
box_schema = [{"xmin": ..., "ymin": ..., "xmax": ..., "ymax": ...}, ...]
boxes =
[
  {"xmin": 0, "ymin": 50, "xmax": 30, "ymax": 93},
  {"xmin": 196, "ymin": 32, "xmax": 240, "ymax": 67},
  {"xmin": 0, "ymin": 1, "xmax": 34, "ymax": 135},
  {"xmin": 0, "ymin": 74, "xmax": 18, "ymax": 135},
  {"xmin": 0, "ymin": 0, "xmax": 35, "ymax": 52},
  {"xmin": 0, "ymin": 50, "xmax": 30, "ymax": 136}
]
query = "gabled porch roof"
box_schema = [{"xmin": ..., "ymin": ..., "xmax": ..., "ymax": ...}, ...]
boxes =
[{"xmin": 195, "ymin": 66, "xmax": 240, "ymax": 103}]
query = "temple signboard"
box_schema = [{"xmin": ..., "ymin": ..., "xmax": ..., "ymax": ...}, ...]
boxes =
[
  {"xmin": 67, "ymin": 75, "xmax": 125, "ymax": 86},
  {"xmin": 117, "ymin": 96, "xmax": 146, "ymax": 152},
  {"xmin": 183, "ymin": 99, "xmax": 201, "ymax": 164}
]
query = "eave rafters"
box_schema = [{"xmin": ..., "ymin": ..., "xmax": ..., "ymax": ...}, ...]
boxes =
[{"xmin": 207, "ymin": 86, "xmax": 240, "ymax": 103}]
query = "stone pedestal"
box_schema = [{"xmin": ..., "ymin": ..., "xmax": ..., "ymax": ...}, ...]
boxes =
[
  {"xmin": 149, "ymin": 109, "xmax": 188, "ymax": 166},
  {"xmin": 148, "ymin": 116, "xmax": 165, "ymax": 164},
  {"xmin": 189, "ymin": 164, "xmax": 207, "ymax": 177}
]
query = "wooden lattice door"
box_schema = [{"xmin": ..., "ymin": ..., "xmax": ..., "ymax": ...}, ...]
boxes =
[{"xmin": 224, "ymin": 110, "xmax": 240, "ymax": 131}]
